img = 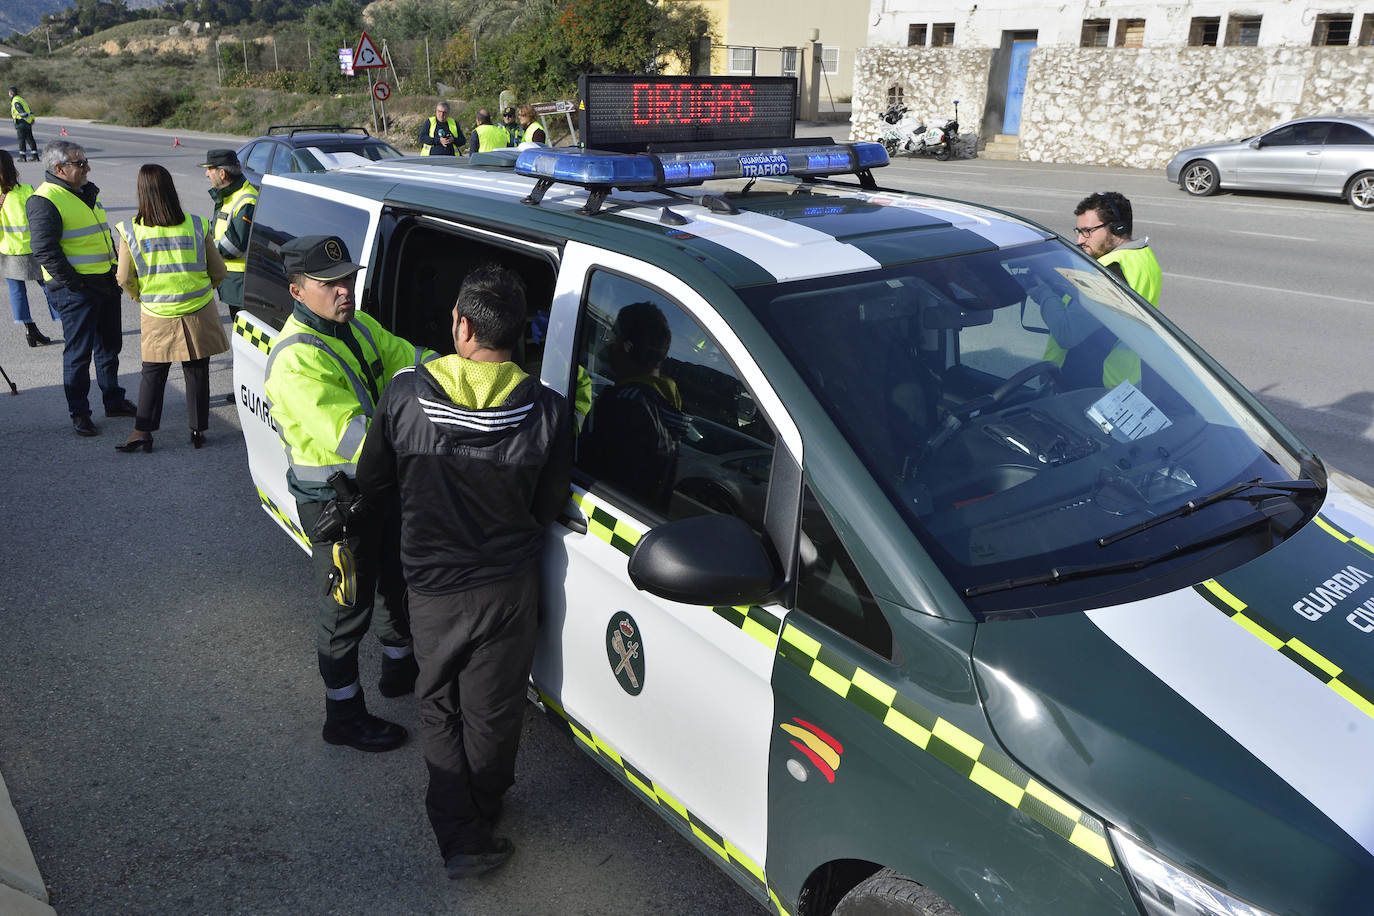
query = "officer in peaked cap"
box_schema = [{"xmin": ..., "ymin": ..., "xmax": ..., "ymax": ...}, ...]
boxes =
[
  {"xmin": 264, "ymin": 233, "xmax": 436, "ymax": 753},
  {"xmin": 202, "ymin": 147, "xmax": 257, "ymax": 320}
]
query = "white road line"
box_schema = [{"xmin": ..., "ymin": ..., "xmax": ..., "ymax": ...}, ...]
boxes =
[
  {"xmin": 1168, "ymin": 271, "xmax": 1370, "ymax": 305},
  {"xmin": 1232, "ymin": 229, "xmax": 1318, "ymax": 242}
]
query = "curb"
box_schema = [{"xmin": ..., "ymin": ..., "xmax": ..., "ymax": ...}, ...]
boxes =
[{"xmin": 0, "ymin": 772, "xmax": 51, "ymax": 912}]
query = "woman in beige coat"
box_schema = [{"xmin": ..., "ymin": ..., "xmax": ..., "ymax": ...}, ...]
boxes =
[{"xmin": 114, "ymin": 164, "xmax": 228, "ymax": 453}]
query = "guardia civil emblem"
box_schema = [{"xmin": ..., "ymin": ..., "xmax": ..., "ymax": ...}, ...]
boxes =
[
  {"xmin": 606, "ymin": 612, "xmax": 644, "ymax": 696},
  {"xmin": 324, "ymin": 238, "xmax": 343, "ymax": 261}
]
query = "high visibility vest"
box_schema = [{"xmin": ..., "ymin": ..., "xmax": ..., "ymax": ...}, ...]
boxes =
[
  {"xmin": 263, "ymin": 310, "xmax": 425, "ymax": 485},
  {"xmin": 503, "ymin": 123, "xmax": 522, "ymax": 145},
  {"xmin": 473, "ymin": 123, "xmax": 507, "ymax": 153},
  {"xmin": 0, "ymin": 184, "xmax": 34, "ymax": 256},
  {"xmin": 1098, "ymin": 244, "xmax": 1162, "ymax": 307},
  {"xmin": 524, "ymin": 120, "xmax": 545, "ymax": 143},
  {"xmin": 116, "ymin": 215, "xmax": 214, "ymax": 318},
  {"xmin": 32, "ymin": 181, "xmax": 115, "ymax": 281},
  {"xmin": 10, "ymin": 95, "xmax": 33, "ymax": 124},
  {"xmin": 213, "ymin": 181, "xmax": 257, "ymax": 274},
  {"xmin": 421, "ymin": 116, "xmax": 460, "ymax": 155}
]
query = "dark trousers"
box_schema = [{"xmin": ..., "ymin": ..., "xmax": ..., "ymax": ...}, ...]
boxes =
[
  {"xmin": 411, "ymin": 570, "xmax": 539, "ymax": 859},
  {"xmin": 15, "ymin": 122, "xmax": 35, "ymax": 155},
  {"xmin": 47, "ymin": 281, "xmax": 125, "ymax": 418},
  {"xmin": 135, "ymin": 358, "xmax": 209, "ymax": 433},
  {"xmin": 296, "ymin": 499, "xmax": 410, "ymax": 692}
]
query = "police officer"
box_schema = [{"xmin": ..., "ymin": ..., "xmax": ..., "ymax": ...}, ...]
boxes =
[
  {"xmin": 1044, "ymin": 192, "xmax": 1164, "ymax": 389},
  {"xmin": 356, "ymin": 264, "xmax": 571, "ymax": 878},
  {"xmin": 9, "ymin": 87, "xmax": 36, "ymax": 162},
  {"xmin": 202, "ymin": 149, "xmax": 257, "ymax": 319},
  {"xmin": 469, "ymin": 109, "xmax": 507, "ymax": 154},
  {"xmin": 264, "ymin": 235, "xmax": 429, "ymax": 753},
  {"xmin": 500, "ymin": 107, "xmax": 521, "ymax": 146},
  {"xmin": 419, "ymin": 101, "xmax": 463, "ymax": 156}
]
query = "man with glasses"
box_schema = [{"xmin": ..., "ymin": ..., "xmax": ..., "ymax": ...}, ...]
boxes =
[
  {"xmin": 419, "ymin": 101, "xmax": 463, "ymax": 156},
  {"xmin": 28, "ymin": 139, "xmax": 136, "ymax": 436},
  {"xmin": 1072, "ymin": 191, "xmax": 1161, "ymax": 306}
]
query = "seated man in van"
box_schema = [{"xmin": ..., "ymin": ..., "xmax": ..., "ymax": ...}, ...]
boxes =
[{"xmin": 579, "ymin": 302, "xmax": 689, "ymax": 513}]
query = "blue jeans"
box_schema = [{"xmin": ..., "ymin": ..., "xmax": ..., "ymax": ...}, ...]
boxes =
[
  {"xmin": 47, "ymin": 280, "xmax": 126, "ymax": 418},
  {"xmin": 7, "ymin": 278, "xmax": 57, "ymax": 324}
]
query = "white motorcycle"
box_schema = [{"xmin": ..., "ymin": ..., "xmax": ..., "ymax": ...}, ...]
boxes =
[{"xmin": 877, "ymin": 101, "xmax": 963, "ymax": 161}]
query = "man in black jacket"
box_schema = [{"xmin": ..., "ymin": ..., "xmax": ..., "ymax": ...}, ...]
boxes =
[{"xmin": 357, "ymin": 263, "xmax": 571, "ymax": 880}]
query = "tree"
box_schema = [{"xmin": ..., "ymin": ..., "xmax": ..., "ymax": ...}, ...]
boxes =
[{"xmin": 558, "ymin": 0, "xmax": 654, "ymax": 74}]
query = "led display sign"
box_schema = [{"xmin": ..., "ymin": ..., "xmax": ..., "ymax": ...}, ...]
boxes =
[{"xmin": 578, "ymin": 75, "xmax": 797, "ymax": 152}]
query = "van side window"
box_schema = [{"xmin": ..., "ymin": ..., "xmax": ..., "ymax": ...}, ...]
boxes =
[
  {"xmin": 243, "ymin": 191, "xmax": 371, "ymax": 330},
  {"xmin": 575, "ymin": 270, "xmax": 776, "ymax": 530},
  {"xmin": 797, "ymin": 484, "xmax": 894, "ymax": 659}
]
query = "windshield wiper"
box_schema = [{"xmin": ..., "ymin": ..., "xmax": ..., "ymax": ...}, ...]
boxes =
[
  {"xmin": 965, "ymin": 506, "xmax": 1284, "ymax": 598},
  {"xmin": 1096, "ymin": 477, "xmax": 1320, "ymax": 549}
]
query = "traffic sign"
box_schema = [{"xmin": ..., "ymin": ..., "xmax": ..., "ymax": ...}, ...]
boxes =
[
  {"xmin": 373, "ymin": 81, "xmax": 391, "ymax": 102},
  {"xmin": 532, "ymin": 100, "xmax": 576, "ymax": 117},
  {"xmin": 353, "ymin": 31, "xmax": 385, "ymax": 69}
]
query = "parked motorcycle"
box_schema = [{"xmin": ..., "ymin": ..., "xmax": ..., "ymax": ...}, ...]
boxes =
[{"xmin": 878, "ymin": 100, "xmax": 963, "ymax": 161}]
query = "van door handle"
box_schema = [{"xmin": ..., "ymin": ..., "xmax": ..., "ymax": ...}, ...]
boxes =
[{"xmin": 559, "ymin": 513, "xmax": 588, "ymax": 535}]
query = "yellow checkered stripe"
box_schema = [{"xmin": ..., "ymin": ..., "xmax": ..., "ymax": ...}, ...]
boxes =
[
  {"xmin": 1313, "ymin": 513, "xmax": 1374, "ymax": 558},
  {"xmin": 712, "ymin": 604, "xmax": 783, "ymax": 651},
  {"xmin": 234, "ymin": 314, "xmax": 273, "ymax": 354},
  {"xmin": 256, "ymin": 487, "xmax": 310, "ymax": 549},
  {"xmin": 1197, "ymin": 573, "xmax": 1374, "ymax": 724},
  {"xmin": 777, "ymin": 623, "xmax": 1116, "ymax": 869},
  {"xmin": 536, "ymin": 689, "xmax": 768, "ymax": 898},
  {"xmin": 570, "ymin": 490, "xmax": 642, "ymax": 556}
]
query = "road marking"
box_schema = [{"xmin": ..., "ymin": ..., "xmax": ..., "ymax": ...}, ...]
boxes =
[
  {"xmin": 1233, "ymin": 229, "xmax": 1318, "ymax": 242},
  {"xmin": 1167, "ymin": 272, "xmax": 1369, "ymax": 305}
]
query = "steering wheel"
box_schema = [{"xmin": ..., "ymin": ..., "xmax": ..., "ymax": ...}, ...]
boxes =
[{"xmin": 989, "ymin": 361, "xmax": 1060, "ymax": 405}]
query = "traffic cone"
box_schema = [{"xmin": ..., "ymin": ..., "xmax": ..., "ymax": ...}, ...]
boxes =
[
  {"xmin": 172, "ymin": 137, "xmax": 181, "ymax": 148},
  {"xmin": 60, "ymin": 127, "xmax": 67, "ymax": 135}
]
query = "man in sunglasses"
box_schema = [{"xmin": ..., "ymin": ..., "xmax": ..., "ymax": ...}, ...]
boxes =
[
  {"xmin": 1072, "ymin": 191, "xmax": 1161, "ymax": 307},
  {"xmin": 28, "ymin": 139, "xmax": 136, "ymax": 437}
]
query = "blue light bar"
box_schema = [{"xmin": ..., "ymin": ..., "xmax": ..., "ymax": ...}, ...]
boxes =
[{"xmin": 514, "ymin": 142, "xmax": 889, "ymax": 193}]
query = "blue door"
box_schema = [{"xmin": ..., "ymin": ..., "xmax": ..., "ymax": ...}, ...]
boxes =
[{"xmin": 1002, "ymin": 40, "xmax": 1037, "ymax": 135}]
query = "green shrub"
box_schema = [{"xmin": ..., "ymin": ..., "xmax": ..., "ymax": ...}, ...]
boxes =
[{"xmin": 123, "ymin": 86, "xmax": 179, "ymax": 127}]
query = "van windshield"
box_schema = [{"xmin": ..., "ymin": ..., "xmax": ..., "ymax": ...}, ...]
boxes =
[{"xmin": 744, "ymin": 239, "xmax": 1319, "ymax": 617}]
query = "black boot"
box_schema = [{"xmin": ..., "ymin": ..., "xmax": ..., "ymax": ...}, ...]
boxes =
[
  {"xmin": 25, "ymin": 322, "xmax": 52, "ymax": 347},
  {"xmin": 378, "ymin": 651, "xmax": 419, "ymax": 698},
  {"xmin": 322, "ymin": 692, "xmax": 407, "ymax": 752}
]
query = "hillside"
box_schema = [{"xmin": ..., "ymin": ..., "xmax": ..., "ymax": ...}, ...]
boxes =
[{"xmin": 1, "ymin": 0, "xmax": 166, "ymax": 38}]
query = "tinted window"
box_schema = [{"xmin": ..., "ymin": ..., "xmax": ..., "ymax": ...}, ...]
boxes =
[
  {"xmin": 1264, "ymin": 122, "xmax": 1330, "ymax": 146},
  {"xmin": 243, "ymin": 141, "xmax": 274, "ymax": 173},
  {"xmin": 269, "ymin": 143, "xmax": 293, "ymax": 175},
  {"xmin": 242, "ymin": 189, "xmax": 372, "ymax": 330},
  {"xmin": 1327, "ymin": 123, "xmax": 1374, "ymax": 145},
  {"xmin": 797, "ymin": 484, "xmax": 893, "ymax": 658},
  {"xmin": 574, "ymin": 270, "xmax": 776, "ymax": 529}
]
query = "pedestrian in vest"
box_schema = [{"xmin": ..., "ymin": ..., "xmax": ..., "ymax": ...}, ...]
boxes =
[
  {"xmin": 264, "ymin": 235, "xmax": 433, "ymax": 753},
  {"xmin": 500, "ymin": 107, "xmax": 521, "ymax": 146},
  {"xmin": 515, "ymin": 105, "xmax": 546, "ymax": 145},
  {"xmin": 419, "ymin": 101, "xmax": 463, "ymax": 156},
  {"xmin": 27, "ymin": 140, "xmax": 136, "ymax": 437},
  {"xmin": 0, "ymin": 149, "xmax": 56, "ymax": 347},
  {"xmin": 113, "ymin": 164, "xmax": 228, "ymax": 454},
  {"xmin": 8, "ymin": 87, "xmax": 37, "ymax": 162},
  {"xmin": 202, "ymin": 149, "xmax": 257, "ymax": 319},
  {"xmin": 469, "ymin": 110, "xmax": 506, "ymax": 154},
  {"xmin": 356, "ymin": 264, "xmax": 572, "ymax": 879},
  {"xmin": 1073, "ymin": 191, "xmax": 1161, "ymax": 306}
]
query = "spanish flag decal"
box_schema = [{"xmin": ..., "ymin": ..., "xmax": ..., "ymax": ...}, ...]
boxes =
[{"xmin": 781, "ymin": 718, "xmax": 843, "ymax": 783}]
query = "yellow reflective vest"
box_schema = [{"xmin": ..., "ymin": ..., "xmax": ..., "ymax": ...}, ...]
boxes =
[
  {"xmin": 0, "ymin": 184, "xmax": 34, "ymax": 256},
  {"xmin": 116, "ymin": 215, "xmax": 214, "ymax": 318},
  {"xmin": 212, "ymin": 181, "xmax": 257, "ymax": 274},
  {"xmin": 10, "ymin": 95, "xmax": 33, "ymax": 125},
  {"xmin": 264, "ymin": 308, "xmax": 428, "ymax": 491},
  {"xmin": 32, "ymin": 181, "xmax": 115, "ymax": 281},
  {"xmin": 524, "ymin": 120, "xmax": 546, "ymax": 143},
  {"xmin": 421, "ymin": 116, "xmax": 460, "ymax": 155},
  {"xmin": 1098, "ymin": 243, "xmax": 1162, "ymax": 307},
  {"xmin": 473, "ymin": 123, "xmax": 507, "ymax": 153}
]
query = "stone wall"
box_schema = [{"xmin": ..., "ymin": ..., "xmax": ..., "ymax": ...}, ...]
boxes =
[
  {"xmin": 851, "ymin": 47, "xmax": 994, "ymax": 148},
  {"xmin": 1019, "ymin": 47, "xmax": 1374, "ymax": 168}
]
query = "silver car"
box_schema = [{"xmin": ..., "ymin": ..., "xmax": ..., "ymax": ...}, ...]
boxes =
[{"xmin": 1165, "ymin": 114, "xmax": 1374, "ymax": 210}]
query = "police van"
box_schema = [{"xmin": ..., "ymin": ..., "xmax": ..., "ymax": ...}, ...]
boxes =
[{"xmin": 231, "ymin": 75, "xmax": 1374, "ymax": 915}]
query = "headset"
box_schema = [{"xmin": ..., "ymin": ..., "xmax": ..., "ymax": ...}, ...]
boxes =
[{"xmin": 1101, "ymin": 192, "xmax": 1130, "ymax": 237}]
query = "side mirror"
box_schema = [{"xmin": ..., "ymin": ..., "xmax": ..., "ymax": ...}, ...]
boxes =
[
  {"xmin": 1249, "ymin": 138, "xmax": 1263, "ymax": 150},
  {"xmin": 628, "ymin": 514, "xmax": 776, "ymax": 607}
]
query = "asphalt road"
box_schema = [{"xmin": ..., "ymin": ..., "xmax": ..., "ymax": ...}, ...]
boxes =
[{"xmin": 0, "ymin": 120, "xmax": 1370, "ymax": 915}]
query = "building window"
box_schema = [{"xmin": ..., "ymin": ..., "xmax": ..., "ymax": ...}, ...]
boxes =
[
  {"xmin": 821, "ymin": 47, "xmax": 839, "ymax": 74},
  {"xmin": 727, "ymin": 47, "xmax": 756, "ymax": 73},
  {"xmin": 931, "ymin": 23, "xmax": 955, "ymax": 46},
  {"xmin": 781, "ymin": 48, "xmax": 797, "ymax": 77},
  {"xmin": 1313, "ymin": 13, "xmax": 1354, "ymax": 45},
  {"xmin": 1188, "ymin": 16, "xmax": 1221, "ymax": 46},
  {"xmin": 1361, "ymin": 14, "xmax": 1374, "ymax": 45},
  {"xmin": 1081, "ymin": 19, "xmax": 1110, "ymax": 47},
  {"xmin": 908, "ymin": 23, "xmax": 927, "ymax": 46},
  {"xmin": 888, "ymin": 85, "xmax": 905, "ymax": 105},
  {"xmin": 1225, "ymin": 15, "xmax": 1262, "ymax": 46},
  {"xmin": 1115, "ymin": 19, "xmax": 1146, "ymax": 46}
]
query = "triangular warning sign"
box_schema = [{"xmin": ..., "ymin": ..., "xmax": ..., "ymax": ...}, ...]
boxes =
[{"xmin": 353, "ymin": 31, "xmax": 385, "ymax": 69}]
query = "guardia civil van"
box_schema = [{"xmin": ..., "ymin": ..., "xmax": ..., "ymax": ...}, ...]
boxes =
[{"xmin": 231, "ymin": 75, "xmax": 1374, "ymax": 915}]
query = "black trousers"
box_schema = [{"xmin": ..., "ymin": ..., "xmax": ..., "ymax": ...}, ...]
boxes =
[
  {"xmin": 297, "ymin": 499, "xmax": 410, "ymax": 693},
  {"xmin": 15, "ymin": 122, "xmax": 35, "ymax": 155},
  {"xmin": 410, "ymin": 569, "xmax": 538, "ymax": 859},
  {"xmin": 134, "ymin": 358, "xmax": 209, "ymax": 433}
]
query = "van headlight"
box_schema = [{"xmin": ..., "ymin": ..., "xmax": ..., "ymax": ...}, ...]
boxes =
[{"xmin": 1111, "ymin": 828, "xmax": 1276, "ymax": 916}]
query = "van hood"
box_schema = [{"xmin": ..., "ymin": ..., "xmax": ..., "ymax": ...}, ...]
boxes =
[{"xmin": 973, "ymin": 480, "xmax": 1374, "ymax": 914}]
